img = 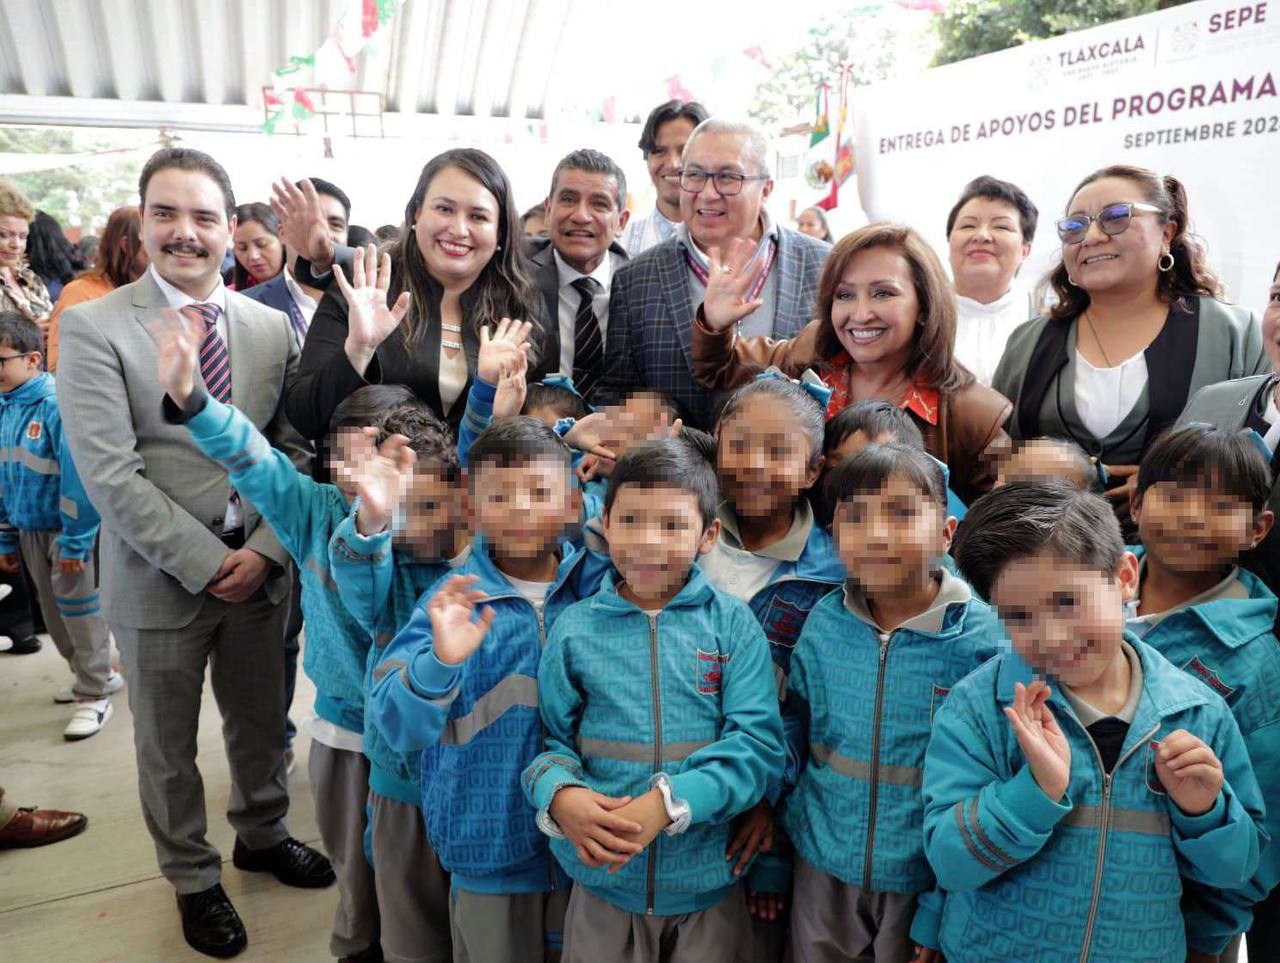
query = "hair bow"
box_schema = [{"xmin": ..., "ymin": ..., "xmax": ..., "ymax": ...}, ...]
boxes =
[{"xmin": 754, "ymin": 367, "xmax": 834, "ymax": 411}]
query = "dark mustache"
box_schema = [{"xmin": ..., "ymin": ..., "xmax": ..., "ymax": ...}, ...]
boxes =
[{"xmin": 162, "ymin": 243, "xmax": 209, "ymax": 257}]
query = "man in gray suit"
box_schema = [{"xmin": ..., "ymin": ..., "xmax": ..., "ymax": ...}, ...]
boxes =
[
  {"xmin": 603, "ymin": 117, "xmax": 832, "ymax": 429},
  {"xmin": 524, "ymin": 148, "xmax": 630, "ymax": 405},
  {"xmin": 57, "ymin": 148, "xmax": 332, "ymax": 959}
]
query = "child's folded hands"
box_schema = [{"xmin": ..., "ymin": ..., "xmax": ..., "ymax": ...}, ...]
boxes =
[{"xmin": 548, "ymin": 787, "xmax": 645, "ymax": 869}]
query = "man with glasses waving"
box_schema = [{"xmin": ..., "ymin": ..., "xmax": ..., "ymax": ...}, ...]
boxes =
[{"xmin": 603, "ymin": 117, "xmax": 832, "ymax": 430}]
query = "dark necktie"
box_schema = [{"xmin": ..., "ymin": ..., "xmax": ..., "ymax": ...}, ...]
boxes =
[
  {"xmin": 571, "ymin": 276, "xmax": 603, "ymax": 400},
  {"xmin": 182, "ymin": 302, "xmax": 231, "ymax": 403}
]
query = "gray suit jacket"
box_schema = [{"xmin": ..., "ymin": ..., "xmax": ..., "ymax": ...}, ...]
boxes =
[
  {"xmin": 56, "ymin": 273, "xmax": 312, "ymax": 629},
  {"xmin": 601, "ymin": 226, "xmax": 830, "ymax": 429}
]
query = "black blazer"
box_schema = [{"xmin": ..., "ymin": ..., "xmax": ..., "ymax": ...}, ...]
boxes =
[
  {"xmin": 284, "ymin": 246, "xmax": 550, "ymax": 437},
  {"xmin": 524, "ymin": 236, "xmax": 629, "ymax": 390}
]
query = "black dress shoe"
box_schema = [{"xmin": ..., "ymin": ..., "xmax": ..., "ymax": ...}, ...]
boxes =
[
  {"xmin": 340, "ymin": 944, "xmax": 384, "ymax": 963},
  {"xmin": 232, "ymin": 836, "xmax": 335, "ymax": 889},
  {"xmin": 176, "ymin": 884, "xmax": 247, "ymax": 959}
]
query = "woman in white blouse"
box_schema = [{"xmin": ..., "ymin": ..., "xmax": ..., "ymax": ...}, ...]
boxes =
[
  {"xmin": 945, "ymin": 175, "xmax": 1038, "ymax": 386},
  {"xmin": 993, "ymin": 163, "xmax": 1267, "ymax": 524}
]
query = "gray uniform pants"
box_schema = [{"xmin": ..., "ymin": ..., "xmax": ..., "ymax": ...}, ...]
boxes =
[
  {"xmin": 369, "ymin": 790, "xmax": 452, "ymax": 963},
  {"xmin": 308, "ymin": 741, "xmax": 379, "ymax": 958},
  {"xmin": 450, "ymin": 885, "xmax": 569, "ymax": 963},
  {"xmin": 790, "ymin": 856, "xmax": 919, "ymax": 963},
  {"xmin": 562, "ymin": 883, "xmax": 749, "ymax": 963},
  {"xmin": 19, "ymin": 529, "xmax": 112, "ymax": 697},
  {"xmin": 114, "ymin": 591, "xmax": 290, "ymax": 894}
]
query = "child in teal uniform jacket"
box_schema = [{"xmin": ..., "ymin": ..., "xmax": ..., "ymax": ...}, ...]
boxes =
[
  {"xmin": 782, "ymin": 444, "xmax": 1003, "ymax": 962},
  {"xmin": 1127, "ymin": 423, "xmax": 1280, "ymax": 959},
  {"xmin": 327, "ymin": 319, "xmax": 529, "ymax": 963},
  {"xmin": 0, "ymin": 312, "xmax": 115, "ymax": 740},
  {"xmin": 926, "ymin": 480, "xmax": 1266, "ymax": 963},
  {"xmin": 367, "ymin": 417, "xmax": 607, "ymax": 963},
  {"xmin": 523, "ymin": 437, "xmax": 785, "ymax": 963}
]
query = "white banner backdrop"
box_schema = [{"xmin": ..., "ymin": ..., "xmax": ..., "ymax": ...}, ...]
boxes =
[{"xmin": 851, "ymin": 0, "xmax": 1280, "ymax": 311}]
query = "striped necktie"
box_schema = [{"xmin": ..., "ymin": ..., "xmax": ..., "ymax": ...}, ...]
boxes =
[
  {"xmin": 570, "ymin": 276, "xmax": 603, "ymax": 401},
  {"xmin": 182, "ymin": 302, "xmax": 231, "ymax": 403}
]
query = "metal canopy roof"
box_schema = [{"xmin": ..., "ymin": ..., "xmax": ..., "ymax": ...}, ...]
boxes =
[{"xmin": 0, "ymin": 0, "xmax": 578, "ymax": 131}]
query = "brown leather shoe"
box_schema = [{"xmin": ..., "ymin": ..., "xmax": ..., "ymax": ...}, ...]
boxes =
[{"xmin": 0, "ymin": 807, "xmax": 88, "ymax": 848}]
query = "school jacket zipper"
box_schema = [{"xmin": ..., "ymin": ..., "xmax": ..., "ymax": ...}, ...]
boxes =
[
  {"xmin": 646, "ymin": 612, "xmax": 662, "ymax": 915},
  {"xmin": 1073, "ymin": 715, "xmax": 1161, "ymax": 963},
  {"xmin": 863, "ymin": 630, "xmax": 893, "ymax": 890}
]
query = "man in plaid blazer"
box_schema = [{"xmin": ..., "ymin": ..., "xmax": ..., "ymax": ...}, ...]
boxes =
[{"xmin": 602, "ymin": 117, "xmax": 832, "ymax": 429}]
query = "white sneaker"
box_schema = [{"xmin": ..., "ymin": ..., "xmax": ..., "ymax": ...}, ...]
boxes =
[
  {"xmin": 64, "ymin": 698, "xmax": 113, "ymax": 741},
  {"xmin": 54, "ymin": 669, "xmax": 124, "ymax": 704}
]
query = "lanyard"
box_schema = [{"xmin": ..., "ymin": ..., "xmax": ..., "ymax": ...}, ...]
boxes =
[
  {"xmin": 285, "ymin": 293, "xmax": 308, "ymax": 346},
  {"xmin": 684, "ymin": 237, "xmax": 777, "ymax": 302}
]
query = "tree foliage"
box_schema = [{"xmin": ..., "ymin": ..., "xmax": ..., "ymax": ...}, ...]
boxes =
[
  {"xmin": 932, "ymin": 0, "xmax": 1194, "ymax": 66},
  {"xmin": 0, "ymin": 127, "xmax": 143, "ymax": 233},
  {"xmin": 749, "ymin": 7, "xmax": 936, "ymax": 128}
]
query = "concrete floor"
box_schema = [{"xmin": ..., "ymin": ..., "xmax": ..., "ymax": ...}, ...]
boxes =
[{"xmin": 0, "ymin": 636, "xmax": 336, "ymax": 962}]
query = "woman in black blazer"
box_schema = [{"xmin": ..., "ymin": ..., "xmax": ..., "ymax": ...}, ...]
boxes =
[{"xmin": 284, "ymin": 148, "xmax": 549, "ymax": 437}]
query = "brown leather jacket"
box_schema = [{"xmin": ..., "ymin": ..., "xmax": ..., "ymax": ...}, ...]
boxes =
[{"xmin": 692, "ymin": 310, "xmax": 1013, "ymax": 500}]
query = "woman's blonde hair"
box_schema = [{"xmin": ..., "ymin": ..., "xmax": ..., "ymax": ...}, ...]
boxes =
[{"xmin": 0, "ymin": 180, "xmax": 34, "ymax": 222}]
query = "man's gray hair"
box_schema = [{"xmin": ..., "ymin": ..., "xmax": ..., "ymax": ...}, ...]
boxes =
[{"xmin": 683, "ymin": 118, "xmax": 772, "ymax": 176}]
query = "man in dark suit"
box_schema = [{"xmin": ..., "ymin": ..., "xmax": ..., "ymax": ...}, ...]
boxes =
[
  {"xmin": 245, "ymin": 177, "xmax": 350, "ymax": 353},
  {"xmin": 524, "ymin": 149, "xmax": 630, "ymax": 405},
  {"xmin": 603, "ymin": 118, "xmax": 832, "ymax": 429}
]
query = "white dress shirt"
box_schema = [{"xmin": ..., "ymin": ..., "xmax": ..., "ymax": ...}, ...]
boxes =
[
  {"xmin": 553, "ymin": 249, "xmax": 613, "ymax": 377},
  {"xmin": 283, "ymin": 269, "xmax": 320, "ymax": 329},
  {"xmin": 149, "ymin": 264, "xmax": 228, "ymax": 343}
]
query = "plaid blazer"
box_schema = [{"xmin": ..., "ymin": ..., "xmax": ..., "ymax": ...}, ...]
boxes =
[{"xmin": 602, "ymin": 226, "xmax": 830, "ymax": 429}]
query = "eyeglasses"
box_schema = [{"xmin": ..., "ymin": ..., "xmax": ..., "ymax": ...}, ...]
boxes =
[
  {"xmin": 1055, "ymin": 202, "xmax": 1165, "ymax": 244},
  {"xmin": 677, "ymin": 169, "xmax": 770, "ymax": 197},
  {"xmin": 0, "ymin": 354, "xmax": 31, "ymax": 365}
]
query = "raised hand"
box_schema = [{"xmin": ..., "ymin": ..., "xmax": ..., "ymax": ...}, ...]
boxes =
[
  {"xmin": 271, "ymin": 177, "xmax": 337, "ymax": 271},
  {"xmin": 492, "ymin": 356, "xmax": 529, "ymax": 420},
  {"xmin": 561, "ymin": 411, "xmax": 618, "ymax": 461},
  {"xmin": 335, "ymin": 428, "xmax": 416, "ymax": 536},
  {"xmin": 1003, "ymin": 680, "xmax": 1071, "ymax": 801},
  {"xmin": 428, "ymin": 574, "xmax": 496, "ymax": 666},
  {"xmin": 701, "ymin": 237, "xmax": 768, "ymax": 333},
  {"xmin": 477, "ymin": 318, "xmax": 533, "ymax": 385},
  {"xmin": 148, "ymin": 307, "xmax": 203, "ymax": 408},
  {"xmin": 548, "ymin": 787, "xmax": 645, "ymax": 868},
  {"xmin": 1154, "ymin": 729, "xmax": 1224, "ymax": 817},
  {"xmin": 336, "ymin": 244, "xmax": 412, "ymax": 376}
]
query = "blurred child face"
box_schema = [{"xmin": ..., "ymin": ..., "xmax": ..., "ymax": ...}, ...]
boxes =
[
  {"xmin": 594, "ymin": 394, "xmax": 674, "ymax": 479},
  {"xmin": 833, "ymin": 474, "xmax": 955, "ymax": 597},
  {"xmin": 471, "ymin": 457, "xmax": 578, "ymax": 562},
  {"xmin": 996, "ymin": 440, "xmax": 1089, "ymax": 489},
  {"xmin": 395, "ymin": 469, "xmax": 465, "ymax": 559},
  {"xmin": 328, "ymin": 426, "xmax": 363, "ymax": 499},
  {"xmin": 718, "ymin": 396, "xmax": 822, "ymax": 519},
  {"xmin": 990, "ymin": 553, "xmax": 1138, "ymax": 689},
  {"xmin": 604, "ymin": 485, "xmax": 719, "ymax": 604},
  {"xmin": 1131, "ymin": 479, "xmax": 1273, "ymax": 575},
  {"xmin": 0, "ymin": 343, "xmax": 42, "ymax": 393}
]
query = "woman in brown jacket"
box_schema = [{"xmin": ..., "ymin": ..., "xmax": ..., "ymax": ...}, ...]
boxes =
[{"xmin": 692, "ymin": 222, "xmax": 1012, "ymax": 502}]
